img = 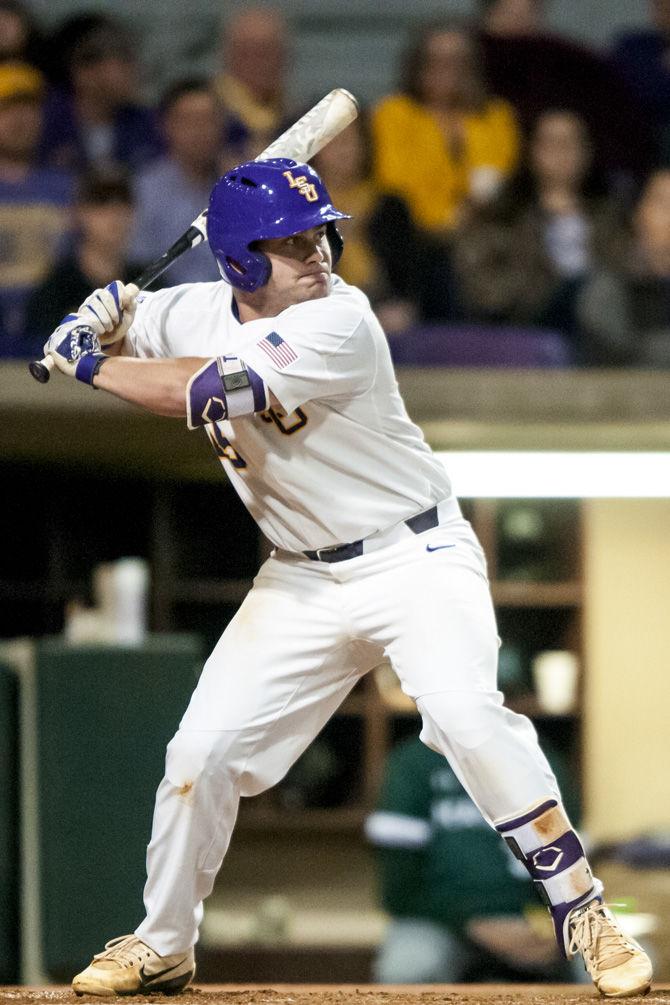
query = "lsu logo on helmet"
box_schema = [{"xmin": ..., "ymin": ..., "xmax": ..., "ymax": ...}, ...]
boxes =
[{"xmin": 283, "ymin": 170, "xmax": 318, "ymax": 202}]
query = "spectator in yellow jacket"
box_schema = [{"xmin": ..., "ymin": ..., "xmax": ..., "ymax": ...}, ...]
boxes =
[
  {"xmin": 313, "ymin": 112, "xmax": 461, "ymax": 329},
  {"xmin": 372, "ymin": 19, "xmax": 520, "ymax": 233}
]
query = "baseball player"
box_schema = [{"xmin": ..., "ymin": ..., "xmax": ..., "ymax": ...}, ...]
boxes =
[{"xmin": 44, "ymin": 158, "xmax": 651, "ymax": 998}]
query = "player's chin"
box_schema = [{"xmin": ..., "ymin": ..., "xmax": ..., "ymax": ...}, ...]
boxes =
[{"xmin": 297, "ymin": 273, "xmax": 331, "ymax": 301}]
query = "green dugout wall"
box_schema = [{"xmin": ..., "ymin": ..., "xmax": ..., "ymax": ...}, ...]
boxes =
[
  {"xmin": 0, "ymin": 661, "xmax": 19, "ymax": 982},
  {"xmin": 13, "ymin": 635, "xmax": 203, "ymax": 981}
]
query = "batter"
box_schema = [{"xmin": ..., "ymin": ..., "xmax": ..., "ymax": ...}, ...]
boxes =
[{"xmin": 44, "ymin": 158, "xmax": 652, "ymax": 999}]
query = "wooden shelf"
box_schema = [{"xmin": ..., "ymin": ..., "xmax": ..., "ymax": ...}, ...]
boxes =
[
  {"xmin": 168, "ymin": 578, "xmax": 253, "ymax": 604},
  {"xmin": 491, "ymin": 581, "xmax": 582, "ymax": 607},
  {"xmin": 506, "ymin": 693, "xmax": 580, "ymax": 720},
  {"xmin": 0, "ymin": 580, "xmax": 88, "ymax": 600},
  {"xmin": 235, "ymin": 804, "xmax": 366, "ymax": 833},
  {"xmin": 337, "ymin": 693, "xmax": 367, "ymax": 715},
  {"xmin": 0, "ymin": 580, "xmax": 46, "ymax": 601},
  {"xmin": 0, "ymin": 466, "xmax": 586, "ymax": 838},
  {"xmin": 374, "ymin": 694, "xmax": 580, "ymax": 722}
]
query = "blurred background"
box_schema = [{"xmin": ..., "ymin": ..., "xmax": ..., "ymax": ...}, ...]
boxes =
[{"xmin": 2, "ymin": 0, "xmax": 670, "ymax": 990}]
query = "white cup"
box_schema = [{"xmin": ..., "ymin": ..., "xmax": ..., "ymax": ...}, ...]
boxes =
[
  {"xmin": 532, "ymin": 650, "xmax": 579, "ymax": 714},
  {"xmin": 112, "ymin": 557, "xmax": 149, "ymax": 646},
  {"xmin": 251, "ymin": 895, "xmax": 292, "ymax": 944}
]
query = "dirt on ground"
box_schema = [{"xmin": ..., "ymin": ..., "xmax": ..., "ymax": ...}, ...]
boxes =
[{"xmin": 1, "ymin": 987, "xmax": 669, "ymax": 1005}]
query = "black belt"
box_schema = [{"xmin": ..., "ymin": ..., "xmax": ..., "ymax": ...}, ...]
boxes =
[{"xmin": 303, "ymin": 505, "xmax": 439, "ymax": 563}]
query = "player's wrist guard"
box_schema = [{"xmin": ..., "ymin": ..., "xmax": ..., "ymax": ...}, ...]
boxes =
[
  {"xmin": 186, "ymin": 356, "xmax": 268, "ymax": 429},
  {"xmin": 75, "ymin": 352, "xmax": 109, "ymax": 386}
]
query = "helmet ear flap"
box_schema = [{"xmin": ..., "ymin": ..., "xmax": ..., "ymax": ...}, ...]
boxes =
[
  {"xmin": 220, "ymin": 247, "xmax": 272, "ymax": 292},
  {"xmin": 326, "ymin": 221, "xmax": 344, "ymax": 266},
  {"xmin": 252, "ymin": 251, "xmax": 272, "ymax": 290}
]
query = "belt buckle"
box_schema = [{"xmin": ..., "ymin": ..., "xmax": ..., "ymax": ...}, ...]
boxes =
[{"xmin": 316, "ymin": 545, "xmax": 339, "ymax": 561}]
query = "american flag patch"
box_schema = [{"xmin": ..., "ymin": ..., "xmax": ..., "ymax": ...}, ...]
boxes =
[{"xmin": 257, "ymin": 331, "xmax": 298, "ymax": 368}]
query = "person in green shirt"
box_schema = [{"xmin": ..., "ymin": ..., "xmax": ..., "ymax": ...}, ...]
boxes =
[{"xmin": 366, "ymin": 733, "xmax": 588, "ymax": 983}]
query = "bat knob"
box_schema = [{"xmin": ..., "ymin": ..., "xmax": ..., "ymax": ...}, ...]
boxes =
[{"xmin": 29, "ymin": 360, "xmax": 51, "ymax": 383}]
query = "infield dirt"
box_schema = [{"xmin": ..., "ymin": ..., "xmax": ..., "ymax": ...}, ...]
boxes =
[{"xmin": 1, "ymin": 986, "xmax": 669, "ymax": 1005}]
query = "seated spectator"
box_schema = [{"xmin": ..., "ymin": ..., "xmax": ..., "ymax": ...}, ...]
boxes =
[
  {"xmin": 0, "ymin": 62, "xmax": 74, "ymax": 357},
  {"xmin": 39, "ymin": 14, "xmax": 161, "ymax": 173},
  {"xmin": 479, "ymin": 0, "xmax": 656, "ymax": 188},
  {"xmin": 577, "ymin": 169, "xmax": 670, "ymax": 367},
  {"xmin": 372, "ymin": 19, "xmax": 520, "ymax": 234},
  {"xmin": 611, "ymin": 1, "xmax": 670, "ymax": 163},
  {"xmin": 366, "ymin": 732, "xmax": 586, "ymax": 984},
  {"xmin": 313, "ymin": 115, "xmax": 458, "ymax": 331},
  {"xmin": 130, "ymin": 79, "xmax": 223, "ymax": 287},
  {"xmin": 214, "ymin": 6, "xmax": 290, "ymax": 164},
  {"xmin": 482, "ymin": 0, "xmax": 543, "ymax": 35},
  {"xmin": 451, "ymin": 110, "xmax": 626, "ymax": 334},
  {"xmin": 0, "ymin": 0, "xmax": 44, "ymax": 69},
  {"xmin": 24, "ymin": 169, "xmax": 139, "ymax": 360}
]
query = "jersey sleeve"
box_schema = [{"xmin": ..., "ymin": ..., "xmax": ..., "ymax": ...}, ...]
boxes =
[
  {"xmin": 124, "ymin": 288, "xmax": 174, "ymax": 358},
  {"xmin": 234, "ymin": 294, "xmax": 377, "ymax": 413}
]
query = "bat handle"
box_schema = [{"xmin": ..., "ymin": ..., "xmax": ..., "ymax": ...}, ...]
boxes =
[
  {"xmin": 132, "ymin": 220, "xmax": 207, "ymax": 292},
  {"xmin": 29, "ymin": 354, "xmax": 55, "ymax": 383}
]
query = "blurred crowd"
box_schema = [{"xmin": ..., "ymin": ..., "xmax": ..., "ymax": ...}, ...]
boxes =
[{"xmin": 4, "ymin": 0, "xmax": 670, "ymax": 365}]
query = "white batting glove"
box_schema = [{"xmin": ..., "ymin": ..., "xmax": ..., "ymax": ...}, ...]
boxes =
[
  {"xmin": 77, "ymin": 280, "xmax": 140, "ymax": 346},
  {"xmin": 43, "ymin": 314, "xmax": 106, "ymax": 384}
]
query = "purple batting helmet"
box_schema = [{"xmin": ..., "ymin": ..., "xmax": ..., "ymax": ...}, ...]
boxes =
[{"xmin": 207, "ymin": 158, "xmax": 350, "ymax": 292}]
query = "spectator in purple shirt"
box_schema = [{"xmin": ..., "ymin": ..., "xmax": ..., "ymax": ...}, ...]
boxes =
[
  {"xmin": 129, "ymin": 79, "xmax": 224, "ymax": 286},
  {"xmin": 611, "ymin": 1, "xmax": 670, "ymax": 163},
  {"xmin": 39, "ymin": 14, "xmax": 161, "ymax": 174},
  {"xmin": 0, "ymin": 61, "xmax": 74, "ymax": 356}
]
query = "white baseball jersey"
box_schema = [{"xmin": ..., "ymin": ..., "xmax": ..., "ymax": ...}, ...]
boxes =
[
  {"xmin": 124, "ymin": 279, "xmax": 569, "ymax": 965},
  {"xmin": 127, "ymin": 276, "xmax": 453, "ymax": 552}
]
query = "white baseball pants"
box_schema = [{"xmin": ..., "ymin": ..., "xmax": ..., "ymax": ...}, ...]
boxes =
[{"xmin": 135, "ymin": 507, "xmax": 561, "ymax": 954}]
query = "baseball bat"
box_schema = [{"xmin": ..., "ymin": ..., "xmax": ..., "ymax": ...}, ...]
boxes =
[{"xmin": 29, "ymin": 87, "xmax": 359, "ymax": 384}]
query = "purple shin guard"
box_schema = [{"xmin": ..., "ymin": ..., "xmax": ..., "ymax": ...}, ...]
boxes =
[{"xmin": 495, "ymin": 799, "xmax": 602, "ymax": 955}]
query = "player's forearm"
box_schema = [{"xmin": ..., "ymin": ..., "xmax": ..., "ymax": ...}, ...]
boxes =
[{"xmin": 93, "ymin": 356, "xmax": 209, "ymax": 417}]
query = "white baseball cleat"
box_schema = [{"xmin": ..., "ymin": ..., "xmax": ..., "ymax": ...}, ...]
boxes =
[
  {"xmin": 568, "ymin": 901, "xmax": 653, "ymax": 998},
  {"xmin": 72, "ymin": 933, "xmax": 195, "ymax": 996}
]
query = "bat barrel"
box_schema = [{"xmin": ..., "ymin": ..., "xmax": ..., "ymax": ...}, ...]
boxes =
[{"xmin": 259, "ymin": 88, "xmax": 359, "ymax": 164}]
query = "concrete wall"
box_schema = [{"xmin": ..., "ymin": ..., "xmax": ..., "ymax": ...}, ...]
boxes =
[{"xmin": 582, "ymin": 499, "xmax": 670, "ymax": 842}]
